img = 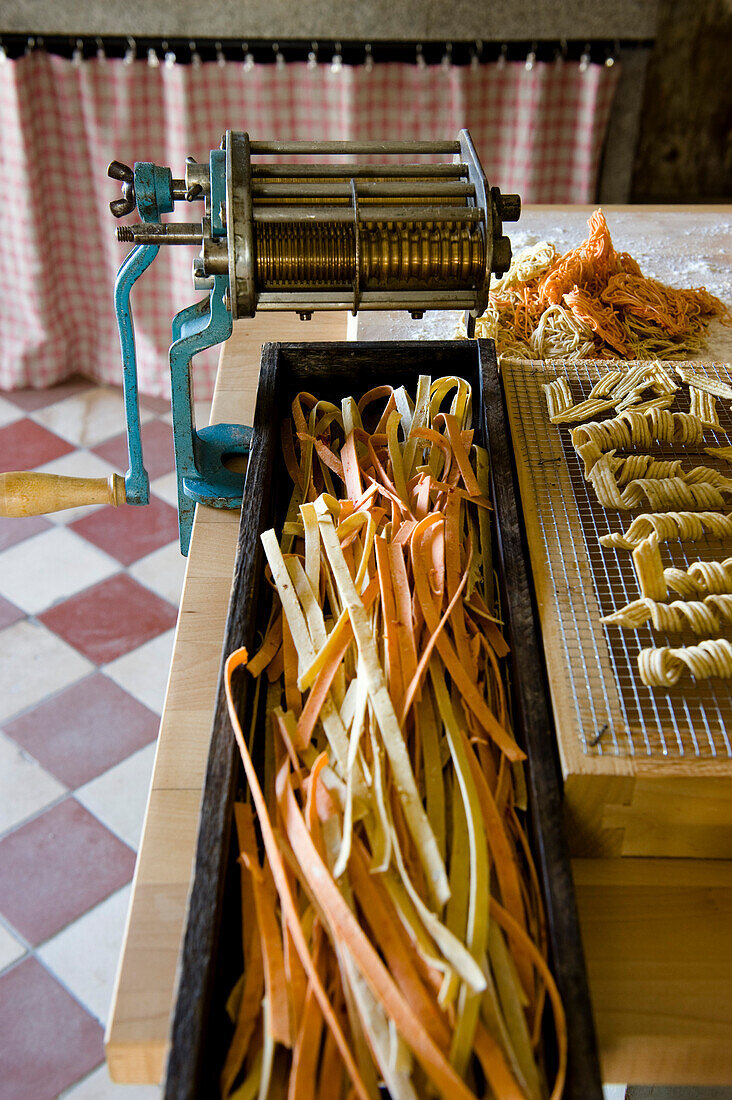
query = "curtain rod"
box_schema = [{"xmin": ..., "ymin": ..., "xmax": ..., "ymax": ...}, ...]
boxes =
[{"xmin": 0, "ymin": 34, "xmax": 650, "ymax": 67}]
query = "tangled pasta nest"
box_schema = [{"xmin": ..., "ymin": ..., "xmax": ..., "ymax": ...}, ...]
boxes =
[{"xmin": 461, "ymin": 210, "xmax": 730, "ymax": 360}]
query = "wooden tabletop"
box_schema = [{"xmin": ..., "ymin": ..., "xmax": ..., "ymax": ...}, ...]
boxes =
[{"xmin": 106, "ymin": 207, "xmax": 732, "ymax": 1088}]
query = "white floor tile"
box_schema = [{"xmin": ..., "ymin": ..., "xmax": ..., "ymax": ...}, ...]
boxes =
[
  {"xmin": 129, "ymin": 541, "xmax": 186, "ymax": 608},
  {"xmin": 194, "ymin": 399, "xmax": 212, "ymax": 428},
  {"xmin": 38, "ymin": 885, "xmax": 133, "ymax": 1025},
  {"xmin": 0, "ymin": 731, "xmax": 67, "ymax": 835},
  {"xmin": 60, "ymin": 1063, "xmax": 161, "ymax": 1098},
  {"xmin": 0, "ymin": 621, "xmax": 93, "ymax": 724},
  {"xmin": 150, "ymin": 472, "xmax": 179, "ymax": 508},
  {"xmin": 32, "ymin": 389, "xmax": 154, "ymax": 448},
  {"xmin": 104, "ymin": 629, "xmax": 175, "ymax": 715},
  {"xmin": 0, "ymin": 395, "xmax": 23, "ymax": 428},
  {"xmin": 0, "ymin": 921, "xmax": 26, "ymax": 973},
  {"xmin": 38, "ymin": 449, "xmax": 123, "ymax": 525},
  {"xmin": 160, "ymin": 399, "xmax": 212, "ymax": 431},
  {"xmin": 603, "ymin": 1088, "xmax": 626, "ymax": 1100},
  {"xmin": 76, "ymin": 743, "xmax": 156, "ymax": 850},
  {"xmin": 0, "ymin": 526, "xmax": 119, "ymax": 614}
]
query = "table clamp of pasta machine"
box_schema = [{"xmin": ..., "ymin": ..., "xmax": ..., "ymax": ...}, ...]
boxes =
[{"xmin": 0, "ymin": 130, "xmax": 519, "ymax": 554}]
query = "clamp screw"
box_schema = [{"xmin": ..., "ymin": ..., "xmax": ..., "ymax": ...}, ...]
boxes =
[{"xmin": 108, "ymin": 160, "xmax": 136, "ymax": 217}]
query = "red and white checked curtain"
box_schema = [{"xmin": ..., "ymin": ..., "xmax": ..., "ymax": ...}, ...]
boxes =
[{"xmin": 0, "ymin": 51, "xmax": 620, "ymax": 397}]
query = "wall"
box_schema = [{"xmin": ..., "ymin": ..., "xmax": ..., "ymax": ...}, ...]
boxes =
[
  {"xmin": 631, "ymin": 0, "xmax": 732, "ymax": 202},
  {"xmin": 0, "ymin": 0, "xmax": 660, "ymax": 40}
]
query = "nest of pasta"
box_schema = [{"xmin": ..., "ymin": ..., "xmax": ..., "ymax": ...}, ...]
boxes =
[{"xmin": 466, "ymin": 210, "xmax": 730, "ymax": 361}]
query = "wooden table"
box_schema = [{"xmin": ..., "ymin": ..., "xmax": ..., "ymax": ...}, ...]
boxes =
[{"xmin": 106, "ymin": 207, "xmax": 732, "ymax": 1087}]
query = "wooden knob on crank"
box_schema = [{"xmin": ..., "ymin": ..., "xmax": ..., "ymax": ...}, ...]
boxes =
[{"xmin": 0, "ymin": 472, "xmax": 126, "ymax": 517}]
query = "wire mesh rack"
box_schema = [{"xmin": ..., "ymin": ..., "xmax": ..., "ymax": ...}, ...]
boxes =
[{"xmin": 502, "ymin": 358, "xmax": 732, "ymax": 762}]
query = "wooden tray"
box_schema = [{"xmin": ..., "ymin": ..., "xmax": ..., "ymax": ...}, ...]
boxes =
[
  {"xmin": 501, "ymin": 357, "xmax": 732, "ymax": 858},
  {"xmin": 162, "ymin": 340, "xmax": 602, "ymax": 1098}
]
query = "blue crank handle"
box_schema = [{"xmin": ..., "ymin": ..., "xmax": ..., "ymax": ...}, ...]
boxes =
[{"xmin": 114, "ymin": 243, "xmax": 160, "ymax": 505}]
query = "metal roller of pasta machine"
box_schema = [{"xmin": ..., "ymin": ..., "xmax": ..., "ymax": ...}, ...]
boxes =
[{"xmin": 0, "ymin": 129, "xmax": 520, "ymax": 553}]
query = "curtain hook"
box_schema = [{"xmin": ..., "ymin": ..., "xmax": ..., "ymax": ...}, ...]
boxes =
[
  {"xmin": 72, "ymin": 38, "xmax": 84, "ymax": 67},
  {"xmin": 273, "ymin": 42, "xmax": 285, "ymax": 69},
  {"xmin": 415, "ymin": 43, "xmax": 426, "ymax": 69},
  {"xmin": 441, "ymin": 42, "xmax": 452, "ymax": 70},
  {"xmin": 307, "ymin": 41, "xmax": 318, "ymax": 70},
  {"xmin": 497, "ymin": 43, "xmax": 508, "ymax": 70},
  {"xmin": 124, "ymin": 36, "xmax": 136, "ymax": 65},
  {"xmin": 579, "ymin": 42, "xmax": 591, "ymax": 72},
  {"xmin": 470, "ymin": 39, "xmax": 483, "ymax": 70},
  {"xmin": 525, "ymin": 41, "xmax": 537, "ymax": 71},
  {"xmin": 331, "ymin": 41, "xmax": 343, "ymax": 73},
  {"xmin": 606, "ymin": 40, "xmax": 619, "ymax": 67},
  {"xmin": 189, "ymin": 40, "xmax": 201, "ymax": 68},
  {"xmin": 0, "ymin": 38, "xmax": 7, "ymax": 64},
  {"xmin": 25, "ymin": 36, "xmax": 36, "ymax": 56},
  {"xmin": 364, "ymin": 42, "xmax": 374, "ymax": 72},
  {"xmin": 215, "ymin": 41, "xmax": 226, "ymax": 67},
  {"xmin": 242, "ymin": 42, "xmax": 255, "ymax": 71},
  {"xmin": 554, "ymin": 38, "xmax": 568, "ymax": 66},
  {"xmin": 147, "ymin": 44, "xmax": 159, "ymax": 68},
  {"xmin": 163, "ymin": 41, "xmax": 176, "ymax": 68},
  {"xmin": 96, "ymin": 36, "xmax": 106, "ymax": 62}
]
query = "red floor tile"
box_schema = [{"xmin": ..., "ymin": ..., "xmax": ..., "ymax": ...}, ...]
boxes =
[
  {"xmin": 69, "ymin": 493, "xmax": 179, "ymax": 566},
  {"xmin": 0, "ymin": 514, "xmax": 52, "ymax": 551},
  {"xmin": 38, "ymin": 572, "xmax": 178, "ymax": 665},
  {"xmin": 0, "ymin": 418, "xmax": 75, "ymax": 473},
  {"xmin": 0, "ymin": 957, "xmax": 103, "ymax": 1100},
  {"xmin": 0, "ymin": 594, "xmax": 24, "ymax": 631},
  {"xmin": 92, "ymin": 417, "xmax": 175, "ymax": 480},
  {"xmin": 1, "ymin": 374, "xmax": 96, "ymax": 413},
  {"xmin": 0, "ymin": 799, "xmax": 134, "ymax": 945},
  {"xmin": 4, "ymin": 673, "xmax": 159, "ymax": 787}
]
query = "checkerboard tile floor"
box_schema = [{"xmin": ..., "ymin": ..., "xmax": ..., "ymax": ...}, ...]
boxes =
[{"xmin": 0, "ymin": 377, "xmax": 202, "ymax": 1098}]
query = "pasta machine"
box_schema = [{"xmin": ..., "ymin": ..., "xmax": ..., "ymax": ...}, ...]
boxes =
[{"xmin": 0, "ymin": 130, "xmax": 520, "ymax": 553}]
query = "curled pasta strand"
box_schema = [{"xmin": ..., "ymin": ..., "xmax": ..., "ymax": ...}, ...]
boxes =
[
  {"xmin": 665, "ymin": 557, "xmax": 732, "ymax": 599},
  {"xmin": 689, "ymin": 387, "xmax": 721, "ymax": 428},
  {"xmin": 600, "ymin": 511, "xmax": 732, "ymax": 550},
  {"xmin": 588, "ymin": 454, "xmax": 728, "ymax": 513},
  {"xmin": 542, "ymin": 376, "xmax": 573, "ymax": 419},
  {"xmin": 571, "ymin": 406, "xmax": 705, "ymax": 476},
  {"xmin": 602, "ymin": 594, "xmax": 732, "ymax": 634},
  {"xmin": 588, "ymin": 368, "xmax": 624, "ymax": 399},
  {"xmin": 638, "ymin": 638, "xmax": 732, "ymax": 687},
  {"xmin": 614, "ymin": 455, "xmax": 681, "ymax": 485},
  {"xmin": 676, "ymin": 365, "xmax": 732, "ymax": 401}
]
